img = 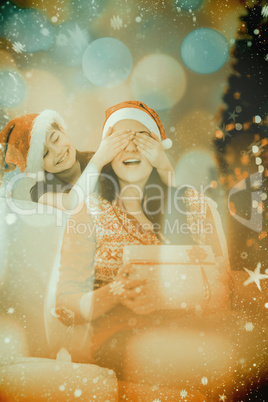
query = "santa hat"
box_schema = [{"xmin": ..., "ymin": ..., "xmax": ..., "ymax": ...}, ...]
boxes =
[
  {"xmin": 0, "ymin": 110, "xmax": 66, "ymax": 176},
  {"xmin": 102, "ymin": 101, "xmax": 173, "ymax": 150}
]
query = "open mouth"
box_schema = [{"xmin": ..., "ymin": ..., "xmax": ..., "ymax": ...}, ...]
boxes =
[
  {"xmin": 123, "ymin": 158, "xmax": 141, "ymax": 166},
  {"xmin": 57, "ymin": 149, "xmax": 69, "ymax": 165}
]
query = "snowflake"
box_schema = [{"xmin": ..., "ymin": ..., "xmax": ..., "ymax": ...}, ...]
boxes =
[
  {"xmin": 243, "ymin": 262, "xmax": 268, "ymax": 291},
  {"xmin": 67, "ymin": 24, "xmax": 88, "ymax": 51},
  {"xmin": 261, "ymin": 5, "xmax": 268, "ymax": 17},
  {"xmin": 219, "ymin": 394, "xmax": 227, "ymax": 401},
  {"xmin": 180, "ymin": 389, "xmax": 188, "ymax": 398},
  {"xmin": 109, "ymin": 281, "xmax": 125, "ymax": 296},
  {"xmin": 74, "ymin": 389, "xmax": 82, "ymax": 397},
  {"xmin": 7, "ymin": 307, "xmax": 15, "ymax": 315},
  {"xmin": 265, "ymin": 54, "xmax": 268, "ymax": 62},
  {"xmin": 56, "ymin": 33, "xmax": 69, "ymax": 47},
  {"xmin": 41, "ymin": 28, "xmax": 50, "ymax": 36},
  {"xmin": 244, "ymin": 322, "xmax": 254, "ymax": 332},
  {"xmin": 12, "ymin": 41, "xmax": 25, "ymax": 53},
  {"xmin": 110, "ymin": 15, "xmax": 123, "ymax": 30},
  {"xmin": 153, "ymin": 399, "xmax": 161, "ymax": 402},
  {"xmin": 240, "ymin": 251, "xmax": 248, "ymax": 260},
  {"xmin": 5, "ymin": 213, "xmax": 17, "ymax": 225}
]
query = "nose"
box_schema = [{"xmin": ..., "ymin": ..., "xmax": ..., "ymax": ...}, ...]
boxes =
[
  {"xmin": 125, "ymin": 138, "xmax": 137, "ymax": 152},
  {"xmin": 50, "ymin": 143, "xmax": 62, "ymax": 157}
]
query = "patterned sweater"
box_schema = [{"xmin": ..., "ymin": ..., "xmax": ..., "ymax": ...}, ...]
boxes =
[{"xmin": 55, "ymin": 189, "xmax": 224, "ymax": 326}]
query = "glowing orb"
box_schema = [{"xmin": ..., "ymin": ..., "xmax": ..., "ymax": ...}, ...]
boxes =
[
  {"xmin": 49, "ymin": 21, "xmax": 90, "ymax": 67},
  {"xmin": 3, "ymin": 8, "xmax": 56, "ymax": 53},
  {"xmin": 0, "ymin": 70, "xmax": 26, "ymax": 108},
  {"xmin": 82, "ymin": 38, "xmax": 132, "ymax": 88},
  {"xmin": 180, "ymin": 28, "xmax": 229, "ymax": 74},
  {"xmin": 175, "ymin": 0, "xmax": 204, "ymax": 10},
  {"xmin": 131, "ymin": 54, "xmax": 186, "ymax": 111},
  {"xmin": 174, "ymin": 150, "xmax": 219, "ymax": 191}
]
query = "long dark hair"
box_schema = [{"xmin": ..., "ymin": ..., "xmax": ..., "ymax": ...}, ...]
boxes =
[{"xmin": 98, "ymin": 163, "xmax": 188, "ymax": 236}]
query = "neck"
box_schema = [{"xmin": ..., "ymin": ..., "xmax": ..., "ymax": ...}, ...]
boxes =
[
  {"xmin": 55, "ymin": 160, "xmax": 81, "ymax": 184},
  {"xmin": 118, "ymin": 180, "xmax": 145, "ymax": 213}
]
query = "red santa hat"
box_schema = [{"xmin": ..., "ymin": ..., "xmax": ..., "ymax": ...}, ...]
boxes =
[
  {"xmin": 102, "ymin": 101, "xmax": 173, "ymax": 150},
  {"xmin": 0, "ymin": 110, "xmax": 65, "ymax": 177}
]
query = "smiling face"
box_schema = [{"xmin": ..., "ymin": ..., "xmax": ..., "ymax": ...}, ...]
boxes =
[
  {"xmin": 42, "ymin": 125, "xmax": 76, "ymax": 173},
  {"xmin": 111, "ymin": 119, "xmax": 153, "ymax": 188}
]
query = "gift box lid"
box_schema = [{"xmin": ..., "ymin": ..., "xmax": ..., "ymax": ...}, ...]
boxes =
[{"xmin": 123, "ymin": 245, "xmax": 215, "ymax": 265}]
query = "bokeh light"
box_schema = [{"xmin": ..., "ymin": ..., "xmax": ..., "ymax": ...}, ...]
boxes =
[
  {"xmin": 82, "ymin": 38, "xmax": 132, "ymax": 88},
  {"xmin": 180, "ymin": 28, "xmax": 229, "ymax": 74},
  {"xmin": 0, "ymin": 2, "xmax": 19, "ymax": 37},
  {"xmin": 49, "ymin": 21, "xmax": 90, "ymax": 67},
  {"xmin": 174, "ymin": 150, "xmax": 219, "ymax": 191},
  {"xmin": 69, "ymin": 0, "xmax": 108, "ymax": 21},
  {"xmin": 3, "ymin": 8, "xmax": 56, "ymax": 53},
  {"xmin": 175, "ymin": 0, "xmax": 204, "ymax": 10},
  {"xmin": 11, "ymin": 69, "xmax": 65, "ymax": 115},
  {"xmin": 0, "ymin": 50, "xmax": 17, "ymax": 69},
  {"xmin": 0, "ymin": 70, "xmax": 26, "ymax": 108},
  {"xmin": 131, "ymin": 54, "xmax": 186, "ymax": 111}
]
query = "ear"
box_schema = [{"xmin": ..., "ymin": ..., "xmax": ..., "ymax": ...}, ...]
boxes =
[{"xmin": 103, "ymin": 126, "xmax": 113, "ymax": 139}]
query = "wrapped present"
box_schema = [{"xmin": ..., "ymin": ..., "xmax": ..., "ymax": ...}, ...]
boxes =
[{"xmin": 123, "ymin": 245, "xmax": 231, "ymax": 313}]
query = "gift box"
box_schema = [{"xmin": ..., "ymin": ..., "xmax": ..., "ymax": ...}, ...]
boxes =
[{"xmin": 123, "ymin": 245, "xmax": 230, "ymax": 312}]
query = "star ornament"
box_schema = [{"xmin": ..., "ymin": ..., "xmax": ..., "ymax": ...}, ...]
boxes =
[
  {"xmin": 243, "ymin": 262, "xmax": 268, "ymax": 291},
  {"xmin": 228, "ymin": 110, "xmax": 239, "ymax": 121}
]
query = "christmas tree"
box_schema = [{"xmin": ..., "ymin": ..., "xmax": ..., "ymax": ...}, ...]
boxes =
[{"xmin": 214, "ymin": 0, "xmax": 268, "ymax": 272}]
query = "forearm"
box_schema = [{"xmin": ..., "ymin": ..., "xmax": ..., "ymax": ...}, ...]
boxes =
[
  {"xmin": 157, "ymin": 157, "xmax": 175, "ymax": 187},
  {"xmin": 70, "ymin": 160, "xmax": 102, "ymax": 207},
  {"xmin": 80, "ymin": 283, "xmax": 119, "ymax": 321}
]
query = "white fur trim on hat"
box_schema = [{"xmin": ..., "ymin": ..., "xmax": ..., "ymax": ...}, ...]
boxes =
[
  {"xmin": 25, "ymin": 110, "xmax": 66, "ymax": 174},
  {"xmin": 103, "ymin": 108, "xmax": 161, "ymax": 139},
  {"xmin": 161, "ymin": 138, "xmax": 172, "ymax": 150}
]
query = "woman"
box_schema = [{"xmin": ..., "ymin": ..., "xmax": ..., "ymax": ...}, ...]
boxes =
[
  {"xmin": 55, "ymin": 101, "xmax": 232, "ymax": 399},
  {"xmin": 0, "ymin": 107, "xmax": 174, "ymax": 211}
]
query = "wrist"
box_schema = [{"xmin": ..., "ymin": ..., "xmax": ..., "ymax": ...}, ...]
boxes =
[{"xmin": 91, "ymin": 154, "xmax": 105, "ymax": 171}]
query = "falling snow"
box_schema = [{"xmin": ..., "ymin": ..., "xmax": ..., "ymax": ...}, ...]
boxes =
[
  {"xmin": 240, "ymin": 251, "xmax": 248, "ymax": 259},
  {"xmin": 5, "ymin": 213, "xmax": 17, "ymax": 225},
  {"xmin": 180, "ymin": 389, "xmax": 188, "ymax": 398},
  {"xmin": 12, "ymin": 41, "xmax": 25, "ymax": 53},
  {"xmin": 261, "ymin": 5, "xmax": 268, "ymax": 18},
  {"xmin": 41, "ymin": 28, "xmax": 50, "ymax": 36},
  {"xmin": 56, "ymin": 33, "xmax": 69, "ymax": 47},
  {"xmin": 110, "ymin": 15, "xmax": 123, "ymax": 30},
  {"xmin": 67, "ymin": 24, "xmax": 88, "ymax": 51},
  {"xmin": 244, "ymin": 322, "xmax": 254, "ymax": 332},
  {"xmin": 109, "ymin": 280, "xmax": 125, "ymax": 296}
]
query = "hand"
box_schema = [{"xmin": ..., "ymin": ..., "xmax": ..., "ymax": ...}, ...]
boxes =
[
  {"xmin": 91, "ymin": 127, "xmax": 134, "ymax": 170},
  {"xmin": 133, "ymin": 131, "xmax": 169, "ymax": 169},
  {"xmin": 133, "ymin": 131, "xmax": 175, "ymax": 186},
  {"xmin": 114, "ymin": 265, "xmax": 156, "ymax": 315}
]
